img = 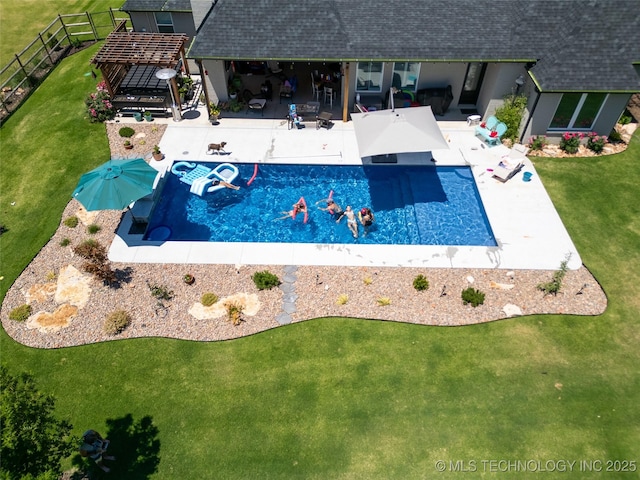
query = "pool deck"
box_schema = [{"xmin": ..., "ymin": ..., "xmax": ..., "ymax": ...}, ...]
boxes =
[{"xmin": 109, "ymin": 111, "xmax": 581, "ymax": 270}]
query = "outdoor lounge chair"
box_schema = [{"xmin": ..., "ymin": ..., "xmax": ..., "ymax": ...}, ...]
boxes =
[
  {"xmin": 475, "ymin": 115, "xmax": 498, "ymax": 136},
  {"xmin": 492, "ymin": 159, "xmax": 524, "ymax": 182},
  {"xmin": 477, "ymin": 121, "xmax": 507, "ymax": 146}
]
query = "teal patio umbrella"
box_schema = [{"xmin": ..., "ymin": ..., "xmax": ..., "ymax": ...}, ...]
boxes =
[{"xmin": 72, "ymin": 158, "xmax": 158, "ymax": 211}]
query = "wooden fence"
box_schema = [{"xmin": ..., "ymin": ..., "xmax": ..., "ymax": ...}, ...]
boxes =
[{"xmin": 0, "ymin": 8, "xmax": 131, "ymax": 126}]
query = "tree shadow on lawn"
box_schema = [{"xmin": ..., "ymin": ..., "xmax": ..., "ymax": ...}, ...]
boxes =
[{"xmin": 71, "ymin": 414, "xmax": 160, "ymax": 480}]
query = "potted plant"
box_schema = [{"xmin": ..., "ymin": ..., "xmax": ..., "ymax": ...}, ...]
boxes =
[
  {"xmin": 152, "ymin": 145, "xmax": 163, "ymax": 161},
  {"xmin": 143, "ymin": 110, "xmax": 153, "ymax": 121},
  {"xmin": 124, "ymin": 140, "xmax": 133, "ymax": 150},
  {"xmin": 183, "ymin": 273, "xmax": 195, "ymax": 285},
  {"xmin": 209, "ymin": 103, "xmax": 221, "ymax": 124}
]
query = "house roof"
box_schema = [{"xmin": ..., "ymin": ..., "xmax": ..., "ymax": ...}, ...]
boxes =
[
  {"xmin": 121, "ymin": 0, "xmax": 193, "ymax": 12},
  {"xmin": 186, "ymin": 0, "xmax": 640, "ymax": 92}
]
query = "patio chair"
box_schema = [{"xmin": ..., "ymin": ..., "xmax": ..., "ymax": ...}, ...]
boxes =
[
  {"xmin": 492, "ymin": 159, "xmax": 524, "ymax": 182},
  {"xmin": 475, "ymin": 115, "xmax": 498, "ymax": 134},
  {"xmin": 243, "ymin": 89, "xmax": 266, "ymax": 116},
  {"xmin": 477, "ymin": 121, "xmax": 507, "ymax": 146}
]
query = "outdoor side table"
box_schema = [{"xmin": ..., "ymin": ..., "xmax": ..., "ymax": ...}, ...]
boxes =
[{"xmin": 467, "ymin": 114, "xmax": 481, "ymax": 126}]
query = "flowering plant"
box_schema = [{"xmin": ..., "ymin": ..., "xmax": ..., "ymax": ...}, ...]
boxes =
[
  {"xmin": 528, "ymin": 135, "xmax": 548, "ymax": 151},
  {"xmin": 85, "ymin": 81, "xmax": 115, "ymax": 123},
  {"xmin": 586, "ymin": 132, "xmax": 607, "ymax": 153},
  {"xmin": 559, "ymin": 132, "xmax": 584, "ymax": 154}
]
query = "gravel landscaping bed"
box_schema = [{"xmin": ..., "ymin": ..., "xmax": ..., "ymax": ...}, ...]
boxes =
[{"xmin": 0, "ymin": 124, "xmax": 608, "ymax": 349}]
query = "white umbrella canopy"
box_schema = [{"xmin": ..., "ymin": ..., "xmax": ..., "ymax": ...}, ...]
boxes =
[{"xmin": 351, "ymin": 106, "xmax": 449, "ymax": 158}]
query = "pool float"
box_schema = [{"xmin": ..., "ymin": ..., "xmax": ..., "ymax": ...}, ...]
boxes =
[
  {"xmin": 291, "ymin": 196, "xmax": 308, "ymax": 223},
  {"xmin": 171, "ymin": 161, "xmax": 240, "ymax": 196},
  {"xmin": 247, "ymin": 163, "xmax": 259, "ymax": 186}
]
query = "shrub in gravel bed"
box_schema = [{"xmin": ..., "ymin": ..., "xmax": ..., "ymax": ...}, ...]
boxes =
[
  {"xmin": 63, "ymin": 216, "xmax": 79, "ymax": 228},
  {"xmin": 336, "ymin": 294, "xmax": 348, "ymax": 305},
  {"xmin": 119, "ymin": 126, "xmax": 135, "ymax": 137},
  {"xmin": 413, "ymin": 274, "xmax": 429, "ymax": 291},
  {"xmin": 201, "ymin": 293, "xmax": 219, "ymax": 306},
  {"xmin": 9, "ymin": 304, "xmax": 31, "ymax": 322},
  {"xmin": 377, "ymin": 296, "xmax": 391, "ymax": 306},
  {"xmin": 538, "ymin": 257, "xmax": 569, "ymax": 296},
  {"xmin": 87, "ymin": 223, "xmax": 101, "ymax": 235},
  {"xmin": 462, "ymin": 287, "xmax": 485, "ymax": 307},
  {"xmin": 252, "ymin": 270, "xmax": 280, "ymax": 290},
  {"xmin": 148, "ymin": 283, "xmax": 174, "ymax": 301},
  {"xmin": 59, "ymin": 238, "xmax": 71, "ymax": 247},
  {"xmin": 226, "ymin": 303, "xmax": 244, "ymax": 325},
  {"xmin": 104, "ymin": 310, "xmax": 132, "ymax": 335},
  {"xmin": 73, "ymin": 239, "xmax": 106, "ymax": 261}
]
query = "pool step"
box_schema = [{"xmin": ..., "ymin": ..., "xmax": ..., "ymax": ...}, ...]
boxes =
[{"xmin": 398, "ymin": 173, "xmax": 420, "ymax": 244}]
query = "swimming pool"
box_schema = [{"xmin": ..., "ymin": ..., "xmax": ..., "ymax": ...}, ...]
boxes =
[{"xmin": 144, "ymin": 163, "xmax": 496, "ymax": 246}]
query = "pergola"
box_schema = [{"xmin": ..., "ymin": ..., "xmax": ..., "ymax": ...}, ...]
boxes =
[{"xmin": 90, "ymin": 31, "xmax": 190, "ymax": 106}]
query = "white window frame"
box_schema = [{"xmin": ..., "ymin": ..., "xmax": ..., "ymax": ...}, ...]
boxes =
[
  {"xmin": 549, "ymin": 93, "xmax": 608, "ymax": 131},
  {"xmin": 154, "ymin": 12, "xmax": 174, "ymax": 33},
  {"xmin": 392, "ymin": 62, "xmax": 420, "ymax": 92},
  {"xmin": 355, "ymin": 62, "xmax": 384, "ymax": 93}
]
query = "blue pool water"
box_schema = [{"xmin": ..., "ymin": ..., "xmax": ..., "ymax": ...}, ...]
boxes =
[{"xmin": 144, "ymin": 163, "xmax": 497, "ymax": 246}]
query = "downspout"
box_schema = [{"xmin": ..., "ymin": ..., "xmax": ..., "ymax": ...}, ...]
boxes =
[{"xmin": 519, "ymin": 87, "xmax": 541, "ymax": 144}]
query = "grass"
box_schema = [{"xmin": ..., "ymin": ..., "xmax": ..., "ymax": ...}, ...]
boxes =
[
  {"xmin": 1, "ymin": 7, "xmax": 640, "ymax": 479},
  {"xmin": 0, "ymin": 1, "xmax": 124, "ymax": 66}
]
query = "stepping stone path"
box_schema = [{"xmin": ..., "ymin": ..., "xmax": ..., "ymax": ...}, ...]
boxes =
[{"xmin": 276, "ymin": 265, "xmax": 298, "ymax": 325}]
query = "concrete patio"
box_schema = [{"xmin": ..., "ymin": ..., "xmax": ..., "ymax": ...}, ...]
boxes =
[{"xmin": 108, "ymin": 99, "xmax": 581, "ymax": 271}]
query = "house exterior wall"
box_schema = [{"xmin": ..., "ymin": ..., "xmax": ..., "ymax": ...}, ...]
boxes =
[
  {"xmin": 128, "ymin": 11, "xmax": 196, "ymax": 39},
  {"xmin": 593, "ymin": 94, "xmax": 631, "ymax": 135},
  {"xmin": 201, "ymin": 59, "xmax": 228, "ymax": 103}
]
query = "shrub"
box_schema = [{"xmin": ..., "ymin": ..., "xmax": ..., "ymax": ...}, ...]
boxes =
[
  {"xmin": 83, "ymin": 261, "xmax": 117, "ymax": 285},
  {"xmin": 586, "ymin": 132, "xmax": 607, "ymax": 153},
  {"xmin": 528, "ymin": 135, "xmax": 548, "ymax": 151},
  {"xmin": 461, "ymin": 287, "xmax": 485, "ymax": 307},
  {"xmin": 9, "ymin": 304, "xmax": 31, "ymax": 321},
  {"xmin": 336, "ymin": 294, "xmax": 349, "ymax": 305},
  {"xmin": 363, "ymin": 276, "xmax": 373, "ymax": 286},
  {"xmin": 495, "ymin": 94, "xmax": 527, "ymax": 142},
  {"xmin": 252, "ymin": 270, "xmax": 280, "ymax": 290},
  {"xmin": 46, "ymin": 271, "xmax": 56, "ymax": 281},
  {"xmin": 413, "ymin": 274, "xmax": 429, "ymax": 291},
  {"xmin": 226, "ymin": 303, "xmax": 244, "ymax": 325},
  {"xmin": 618, "ymin": 112, "xmax": 632, "ymax": 125},
  {"xmin": 537, "ymin": 257, "xmax": 569, "ymax": 296},
  {"xmin": 608, "ymin": 129, "xmax": 622, "ymax": 143},
  {"xmin": 376, "ymin": 296, "xmax": 391, "ymax": 306},
  {"xmin": 559, "ymin": 132, "xmax": 583, "ymax": 154},
  {"xmin": 103, "ymin": 310, "xmax": 131, "ymax": 335},
  {"xmin": 118, "ymin": 126, "xmax": 135, "ymax": 138},
  {"xmin": 73, "ymin": 239, "xmax": 106, "ymax": 262},
  {"xmin": 148, "ymin": 283, "xmax": 174, "ymax": 301},
  {"xmin": 87, "ymin": 223, "xmax": 101, "ymax": 234},
  {"xmin": 201, "ymin": 292, "xmax": 219, "ymax": 306},
  {"xmin": 85, "ymin": 81, "xmax": 115, "ymax": 123},
  {"xmin": 59, "ymin": 238, "xmax": 71, "ymax": 247},
  {"xmin": 63, "ymin": 216, "xmax": 79, "ymax": 228}
]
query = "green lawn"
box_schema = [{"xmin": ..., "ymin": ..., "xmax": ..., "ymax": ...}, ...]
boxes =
[
  {"xmin": 1, "ymin": 6, "xmax": 640, "ymax": 479},
  {"xmin": 0, "ymin": 1, "xmax": 124, "ymax": 66}
]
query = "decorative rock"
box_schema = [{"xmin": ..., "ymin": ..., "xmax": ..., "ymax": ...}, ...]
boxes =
[
  {"xmin": 503, "ymin": 304, "xmax": 522, "ymax": 317},
  {"xmin": 466, "ymin": 275, "xmax": 474, "ymax": 283},
  {"xmin": 75, "ymin": 207, "xmax": 99, "ymax": 226},
  {"xmin": 280, "ymin": 283, "xmax": 295, "ymax": 294},
  {"xmin": 24, "ymin": 282, "xmax": 57, "ymax": 303},
  {"xmin": 283, "ymin": 273, "xmax": 297, "ymax": 283},
  {"xmin": 55, "ymin": 265, "xmax": 91, "ymax": 308},
  {"xmin": 506, "ymin": 271, "xmax": 515, "ymax": 278},
  {"xmin": 26, "ymin": 304, "xmax": 78, "ymax": 332},
  {"xmin": 283, "ymin": 303, "xmax": 296, "ymax": 314},
  {"xmin": 276, "ymin": 313, "xmax": 292, "ymax": 325},
  {"xmin": 188, "ymin": 292, "xmax": 260, "ymax": 320},
  {"xmin": 490, "ymin": 281, "xmax": 515, "ymax": 290}
]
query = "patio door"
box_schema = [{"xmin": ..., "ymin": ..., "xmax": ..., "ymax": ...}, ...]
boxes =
[{"xmin": 459, "ymin": 62, "xmax": 486, "ymax": 105}]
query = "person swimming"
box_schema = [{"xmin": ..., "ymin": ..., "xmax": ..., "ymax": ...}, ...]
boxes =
[
  {"xmin": 318, "ymin": 199, "xmax": 345, "ymax": 221},
  {"xmin": 358, "ymin": 207, "xmax": 374, "ymax": 235},
  {"xmin": 339, "ymin": 206, "xmax": 358, "ymax": 238},
  {"xmin": 276, "ymin": 201, "xmax": 307, "ymax": 221}
]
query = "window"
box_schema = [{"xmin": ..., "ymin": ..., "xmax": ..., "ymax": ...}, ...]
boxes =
[
  {"xmin": 356, "ymin": 62, "xmax": 383, "ymax": 92},
  {"xmin": 549, "ymin": 93, "xmax": 607, "ymax": 130},
  {"xmin": 392, "ymin": 62, "xmax": 420, "ymax": 91},
  {"xmin": 155, "ymin": 12, "xmax": 174, "ymax": 33}
]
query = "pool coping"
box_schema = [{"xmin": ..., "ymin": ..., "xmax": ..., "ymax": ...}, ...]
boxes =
[{"xmin": 108, "ymin": 118, "xmax": 581, "ymax": 270}]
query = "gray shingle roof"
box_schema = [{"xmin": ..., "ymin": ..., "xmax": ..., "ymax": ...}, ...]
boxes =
[{"xmin": 184, "ymin": 0, "xmax": 639, "ymax": 92}]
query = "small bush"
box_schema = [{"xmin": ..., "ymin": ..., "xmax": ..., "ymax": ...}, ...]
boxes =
[
  {"xmin": 252, "ymin": 270, "xmax": 281, "ymax": 290},
  {"xmin": 608, "ymin": 129, "xmax": 622, "ymax": 143},
  {"xmin": 226, "ymin": 303, "xmax": 244, "ymax": 326},
  {"xmin": 103, "ymin": 310, "xmax": 132, "ymax": 335},
  {"xmin": 64, "ymin": 216, "xmax": 79, "ymax": 228},
  {"xmin": 201, "ymin": 292, "xmax": 219, "ymax": 306},
  {"xmin": 363, "ymin": 276, "xmax": 373, "ymax": 286},
  {"xmin": 73, "ymin": 239, "xmax": 106, "ymax": 262},
  {"xmin": 87, "ymin": 223, "xmax": 101, "ymax": 235},
  {"xmin": 336, "ymin": 294, "xmax": 349, "ymax": 305},
  {"xmin": 462, "ymin": 287, "xmax": 485, "ymax": 307},
  {"xmin": 537, "ymin": 257, "xmax": 569, "ymax": 296},
  {"xmin": 413, "ymin": 274, "xmax": 429, "ymax": 291},
  {"xmin": 376, "ymin": 296, "xmax": 391, "ymax": 306},
  {"xmin": 118, "ymin": 126, "xmax": 135, "ymax": 137},
  {"xmin": 528, "ymin": 135, "xmax": 548, "ymax": 151},
  {"xmin": 9, "ymin": 304, "xmax": 31, "ymax": 322},
  {"xmin": 618, "ymin": 112, "xmax": 632, "ymax": 125},
  {"xmin": 586, "ymin": 132, "xmax": 607, "ymax": 153},
  {"xmin": 495, "ymin": 94, "xmax": 527, "ymax": 142},
  {"xmin": 559, "ymin": 132, "xmax": 583, "ymax": 154},
  {"xmin": 46, "ymin": 271, "xmax": 56, "ymax": 281},
  {"xmin": 148, "ymin": 283, "xmax": 174, "ymax": 301},
  {"xmin": 59, "ymin": 238, "xmax": 71, "ymax": 247},
  {"xmin": 83, "ymin": 261, "xmax": 117, "ymax": 285}
]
